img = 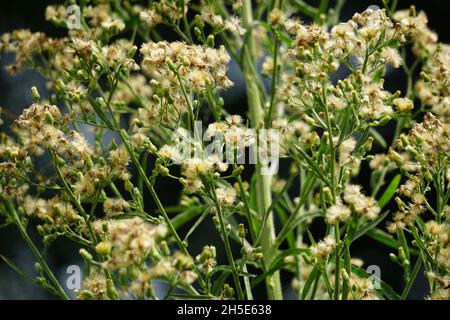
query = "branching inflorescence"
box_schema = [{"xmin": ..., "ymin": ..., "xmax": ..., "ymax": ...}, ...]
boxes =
[{"xmin": 0, "ymin": 0, "xmax": 448, "ymax": 300}]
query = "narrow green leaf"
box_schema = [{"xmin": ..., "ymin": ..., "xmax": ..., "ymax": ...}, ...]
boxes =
[
  {"xmin": 248, "ymin": 174, "xmax": 258, "ymax": 212},
  {"xmin": 251, "ymin": 248, "xmax": 309, "ymax": 287},
  {"xmin": 212, "ymin": 270, "xmax": 230, "ymax": 296},
  {"xmin": 351, "ymin": 211, "xmax": 389, "ymax": 243},
  {"xmin": 251, "ymin": 262, "xmax": 285, "ymax": 287},
  {"xmin": 301, "ymin": 266, "xmax": 320, "ymax": 299},
  {"xmin": 369, "ymin": 127, "xmax": 387, "ymax": 148},
  {"xmin": 171, "ymin": 205, "xmax": 205, "ymax": 230},
  {"xmin": 271, "ymin": 248, "xmax": 310, "ymax": 270},
  {"xmin": 367, "ymin": 229, "xmax": 419, "ymax": 256},
  {"xmin": 1, "ymin": 254, "xmax": 35, "ymax": 283},
  {"xmin": 378, "ymin": 174, "xmax": 401, "ymax": 209},
  {"xmin": 183, "ymin": 208, "xmax": 210, "ymax": 242},
  {"xmin": 210, "ymin": 265, "xmax": 255, "ymax": 278}
]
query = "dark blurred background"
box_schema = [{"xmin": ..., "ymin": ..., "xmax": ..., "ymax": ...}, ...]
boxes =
[{"xmin": 0, "ymin": 0, "xmax": 449, "ymax": 299}]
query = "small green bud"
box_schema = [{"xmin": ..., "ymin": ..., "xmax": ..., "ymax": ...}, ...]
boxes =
[
  {"xmin": 301, "ymin": 113, "xmax": 316, "ymax": 126},
  {"xmin": 36, "ymin": 225, "xmax": 46, "ymax": 236},
  {"xmin": 223, "ymin": 283, "xmax": 234, "ymax": 298},
  {"xmin": 79, "ymin": 248, "xmax": 93, "ymax": 261},
  {"xmin": 402, "ymin": 259, "xmax": 410, "ymax": 268},
  {"xmin": 35, "ymin": 277, "xmax": 47, "ymax": 286},
  {"xmin": 362, "ymin": 136, "xmax": 373, "ymax": 153},
  {"xmin": 232, "ymin": 165, "xmax": 244, "ymax": 178},
  {"xmin": 86, "ymin": 156, "xmax": 94, "ymax": 169},
  {"xmin": 157, "ymin": 164, "xmax": 170, "ymax": 176},
  {"xmin": 53, "ymin": 206, "xmax": 63, "ymax": 217},
  {"xmin": 129, "ymin": 265, "xmax": 140, "ymax": 281},
  {"xmin": 160, "ymin": 241, "xmax": 171, "ymax": 256},
  {"xmin": 388, "ymin": 148, "xmax": 403, "ymax": 166},
  {"xmin": 238, "ymin": 223, "xmax": 246, "ymax": 238},
  {"xmin": 217, "ymin": 97, "xmax": 224, "ymax": 107},
  {"xmin": 207, "ymin": 34, "xmax": 215, "ymax": 47},
  {"xmin": 31, "ymin": 86, "xmax": 41, "ymax": 102},
  {"xmin": 420, "ymin": 71, "xmax": 431, "ymax": 82},
  {"xmin": 55, "ymin": 155, "xmax": 66, "ymax": 166},
  {"xmin": 389, "ymin": 253, "xmax": 398, "ymax": 263},
  {"xmin": 405, "ymin": 145, "xmax": 419, "ymax": 157},
  {"xmin": 124, "ymin": 179, "xmax": 134, "ymax": 192},
  {"xmin": 340, "ymin": 268, "xmax": 350, "ymax": 283},
  {"xmin": 147, "ymin": 140, "xmax": 158, "ymax": 153},
  {"xmin": 254, "ymin": 252, "xmax": 264, "ymax": 260},
  {"xmin": 194, "ymin": 26, "xmax": 202, "ymax": 38},
  {"xmin": 398, "ymin": 247, "xmax": 406, "ymax": 262},
  {"xmin": 132, "ymin": 187, "xmax": 142, "ymax": 200},
  {"xmin": 166, "ymin": 58, "xmax": 177, "ymax": 71},
  {"xmin": 95, "ymin": 241, "xmax": 112, "ymax": 256},
  {"xmin": 78, "ymin": 290, "xmax": 95, "ymax": 300},
  {"xmin": 128, "ymin": 45, "xmax": 137, "ymax": 58},
  {"xmin": 34, "ymin": 262, "xmax": 43, "ymax": 274}
]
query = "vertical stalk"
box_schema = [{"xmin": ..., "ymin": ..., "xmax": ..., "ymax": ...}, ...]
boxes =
[
  {"xmin": 211, "ymin": 187, "xmax": 245, "ymax": 300},
  {"xmin": 2, "ymin": 197, "xmax": 69, "ymax": 300},
  {"xmin": 242, "ymin": 0, "xmax": 283, "ymax": 300},
  {"xmin": 334, "ymin": 223, "xmax": 340, "ymax": 300}
]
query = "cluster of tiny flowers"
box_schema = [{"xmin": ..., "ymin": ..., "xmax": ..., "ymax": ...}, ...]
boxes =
[
  {"xmin": 140, "ymin": 41, "xmax": 233, "ymax": 92},
  {"xmin": 0, "ymin": 0, "xmax": 449, "ymax": 301},
  {"xmin": 310, "ymin": 236, "xmax": 336, "ymax": 261},
  {"xmin": 343, "ymin": 185, "xmax": 381, "ymax": 221},
  {"xmin": 93, "ymin": 217, "xmax": 167, "ymax": 270}
]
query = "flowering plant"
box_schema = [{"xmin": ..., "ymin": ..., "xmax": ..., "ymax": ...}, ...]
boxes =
[{"xmin": 0, "ymin": 0, "xmax": 448, "ymax": 300}]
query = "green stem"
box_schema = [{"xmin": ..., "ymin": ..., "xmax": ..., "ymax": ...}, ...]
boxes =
[
  {"xmin": 51, "ymin": 153, "xmax": 97, "ymax": 245},
  {"xmin": 211, "ymin": 187, "xmax": 244, "ymax": 300},
  {"xmin": 2, "ymin": 197, "xmax": 69, "ymax": 300},
  {"xmin": 334, "ymin": 223, "xmax": 340, "ymax": 300},
  {"xmin": 400, "ymin": 257, "xmax": 422, "ymax": 300},
  {"xmin": 180, "ymin": 0, "xmax": 193, "ymax": 43},
  {"xmin": 236, "ymin": 172, "xmax": 256, "ymax": 241},
  {"xmin": 242, "ymin": 0, "xmax": 282, "ymax": 300}
]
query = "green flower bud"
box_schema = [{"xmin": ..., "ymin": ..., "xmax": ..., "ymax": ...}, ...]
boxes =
[
  {"xmin": 207, "ymin": 34, "xmax": 215, "ymax": 48},
  {"xmin": 389, "ymin": 253, "xmax": 398, "ymax": 263},
  {"xmin": 238, "ymin": 223, "xmax": 246, "ymax": 238},
  {"xmin": 31, "ymin": 86, "xmax": 40, "ymax": 102},
  {"xmin": 223, "ymin": 283, "xmax": 234, "ymax": 299},
  {"xmin": 160, "ymin": 241, "xmax": 171, "ymax": 256},
  {"xmin": 95, "ymin": 241, "xmax": 112, "ymax": 256},
  {"xmin": 124, "ymin": 179, "xmax": 134, "ymax": 192},
  {"xmin": 34, "ymin": 262, "xmax": 43, "ymax": 274},
  {"xmin": 128, "ymin": 45, "xmax": 137, "ymax": 58},
  {"xmin": 79, "ymin": 248, "xmax": 93, "ymax": 262}
]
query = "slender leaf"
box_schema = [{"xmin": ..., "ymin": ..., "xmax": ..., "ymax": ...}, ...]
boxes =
[
  {"xmin": 351, "ymin": 211, "xmax": 389, "ymax": 243},
  {"xmin": 300, "ymin": 266, "xmax": 320, "ymax": 299},
  {"xmin": 369, "ymin": 127, "xmax": 387, "ymax": 148},
  {"xmin": 1, "ymin": 255, "xmax": 35, "ymax": 283},
  {"xmin": 270, "ymin": 248, "xmax": 310, "ymax": 269},
  {"xmin": 251, "ymin": 248, "xmax": 309, "ymax": 287},
  {"xmin": 367, "ymin": 229, "xmax": 419, "ymax": 256},
  {"xmin": 378, "ymin": 174, "xmax": 401, "ymax": 209},
  {"xmin": 171, "ymin": 205, "xmax": 206, "ymax": 230}
]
